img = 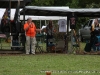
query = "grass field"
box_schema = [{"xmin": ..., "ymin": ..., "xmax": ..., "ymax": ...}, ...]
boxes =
[
  {"xmin": 0, "ymin": 54, "xmax": 100, "ymax": 75},
  {"xmin": 0, "ymin": 39, "xmax": 98, "ymax": 75},
  {"xmin": 0, "ymin": 40, "xmax": 86, "ymax": 51}
]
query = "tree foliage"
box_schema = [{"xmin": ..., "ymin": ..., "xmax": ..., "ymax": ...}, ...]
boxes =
[
  {"xmin": 30, "ymin": 0, "xmax": 100, "ymax": 8},
  {"xmin": 29, "ymin": 0, "xmax": 100, "ymax": 30},
  {"xmin": 30, "ymin": 0, "xmax": 54, "ymax": 6}
]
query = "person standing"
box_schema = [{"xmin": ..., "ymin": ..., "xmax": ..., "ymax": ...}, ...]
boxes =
[
  {"xmin": 24, "ymin": 17, "xmax": 40, "ymax": 54},
  {"xmin": 90, "ymin": 18, "xmax": 100, "ymax": 51},
  {"xmin": 46, "ymin": 20, "xmax": 55, "ymax": 52}
]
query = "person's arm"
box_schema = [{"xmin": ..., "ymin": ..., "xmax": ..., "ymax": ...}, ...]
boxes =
[
  {"xmin": 42, "ymin": 28, "xmax": 47, "ymax": 32},
  {"xmin": 91, "ymin": 24, "xmax": 94, "ymax": 32},
  {"xmin": 73, "ymin": 29, "xmax": 76, "ymax": 36},
  {"xmin": 24, "ymin": 26, "xmax": 30, "ymax": 31},
  {"xmin": 36, "ymin": 29, "xmax": 41, "ymax": 32},
  {"xmin": 99, "ymin": 24, "xmax": 100, "ymax": 27},
  {"xmin": 24, "ymin": 23, "xmax": 31, "ymax": 31}
]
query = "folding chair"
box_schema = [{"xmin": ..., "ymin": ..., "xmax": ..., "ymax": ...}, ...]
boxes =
[
  {"xmin": 35, "ymin": 42, "xmax": 43, "ymax": 53},
  {"xmin": 73, "ymin": 44, "xmax": 80, "ymax": 51},
  {"xmin": 47, "ymin": 38, "xmax": 56, "ymax": 52},
  {"xmin": 72, "ymin": 36, "xmax": 80, "ymax": 53}
]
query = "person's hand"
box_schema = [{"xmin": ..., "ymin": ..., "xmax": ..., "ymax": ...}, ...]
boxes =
[
  {"xmin": 38, "ymin": 29, "xmax": 41, "ymax": 31},
  {"xmin": 28, "ymin": 23, "xmax": 31, "ymax": 27}
]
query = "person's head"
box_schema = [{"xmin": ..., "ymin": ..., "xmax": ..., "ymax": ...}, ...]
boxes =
[
  {"xmin": 94, "ymin": 18, "xmax": 99, "ymax": 25},
  {"xmin": 27, "ymin": 17, "xmax": 32, "ymax": 23},
  {"xmin": 48, "ymin": 20, "xmax": 53, "ymax": 27}
]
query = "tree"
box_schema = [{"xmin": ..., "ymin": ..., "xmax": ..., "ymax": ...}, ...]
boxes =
[
  {"xmin": 67, "ymin": 0, "xmax": 79, "ymax": 8},
  {"xmin": 53, "ymin": 0, "xmax": 70, "ymax": 6},
  {"xmin": 29, "ymin": 0, "xmax": 100, "ymax": 30},
  {"xmin": 30, "ymin": 0, "xmax": 54, "ymax": 6}
]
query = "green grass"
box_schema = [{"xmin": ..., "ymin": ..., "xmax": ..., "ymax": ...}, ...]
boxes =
[
  {"xmin": 0, "ymin": 54, "xmax": 100, "ymax": 75},
  {"xmin": 0, "ymin": 37, "xmax": 86, "ymax": 52}
]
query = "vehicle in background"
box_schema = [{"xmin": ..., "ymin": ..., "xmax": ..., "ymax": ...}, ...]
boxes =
[{"xmin": 79, "ymin": 18, "xmax": 100, "ymax": 42}]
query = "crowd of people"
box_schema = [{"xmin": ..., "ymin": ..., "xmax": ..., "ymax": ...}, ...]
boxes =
[
  {"xmin": 2, "ymin": 17, "xmax": 99, "ymax": 54},
  {"xmin": 21, "ymin": 17, "xmax": 100, "ymax": 54}
]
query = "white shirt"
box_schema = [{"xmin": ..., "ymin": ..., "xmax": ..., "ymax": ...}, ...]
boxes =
[{"xmin": 58, "ymin": 19, "xmax": 67, "ymax": 32}]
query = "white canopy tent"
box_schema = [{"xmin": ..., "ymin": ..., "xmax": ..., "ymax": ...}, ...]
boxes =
[
  {"xmin": 20, "ymin": 15, "xmax": 68, "ymax": 30},
  {"xmin": 20, "ymin": 6, "xmax": 100, "ymax": 17},
  {"xmin": 20, "ymin": 6, "xmax": 100, "ymax": 52},
  {"xmin": 20, "ymin": 15, "xmax": 67, "ymax": 20},
  {"xmin": 0, "ymin": 8, "xmax": 68, "ymax": 30},
  {"xmin": 0, "ymin": 8, "xmax": 68, "ymax": 20}
]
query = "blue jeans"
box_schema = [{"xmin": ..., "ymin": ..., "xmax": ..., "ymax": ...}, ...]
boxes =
[
  {"xmin": 12, "ymin": 40, "xmax": 19, "ymax": 46},
  {"xmin": 92, "ymin": 45, "xmax": 100, "ymax": 51},
  {"xmin": 12, "ymin": 40, "xmax": 20, "ymax": 50}
]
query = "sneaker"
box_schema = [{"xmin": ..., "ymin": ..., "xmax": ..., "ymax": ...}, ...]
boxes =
[
  {"xmin": 32, "ymin": 53, "xmax": 35, "ymax": 55},
  {"xmin": 26, "ymin": 53, "xmax": 29, "ymax": 54}
]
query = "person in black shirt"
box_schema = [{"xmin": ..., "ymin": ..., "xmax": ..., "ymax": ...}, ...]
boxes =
[
  {"xmin": 90, "ymin": 18, "xmax": 100, "ymax": 51},
  {"xmin": 46, "ymin": 20, "xmax": 55, "ymax": 52}
]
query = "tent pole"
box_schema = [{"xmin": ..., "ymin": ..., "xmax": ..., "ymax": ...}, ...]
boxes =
[
  {"xmin": 22, "ymin": 0, "xmax": 25, "ymax": 52},
  {"xmin": 70, "ymin": 29, "xmax": 73, "ymax": 53},
  {"xmin": 40, "ymin": 20, "xmax": 42, "ymax": 43},
  {"xmin": 9, "ymin": 0, "xmax": 11, "ymax": 33},
  {"xmin": 40, "ymin": 20, "xmax": 41, "ymax": 33},
  {"xmin": 66, "ymin": 16, "xmax": 69, "ymax": 53},
  {"xmin": 23, "ymin": 0, "xmax": 25, "ymax": 23},
  {"xmin": 9, "ymin": 0, "xmax": 12, "ymax": 47},
  {"xmin": 45, "ymin": 20, "xmax": 46, "ymax": 26}
]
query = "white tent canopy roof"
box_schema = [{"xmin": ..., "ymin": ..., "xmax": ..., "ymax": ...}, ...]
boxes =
[
  {"xmin": 19, "ymin": 6, "xmax": 69, "ymax": 20},
  {"xmin": 20, "ymin": 15, "xmax": 67, "ymax": 20},
  {"xmin": 20, "ymin": 6, "xmax": 100, "ymax": 17},
  {"xmin": 0, "ymin": 9, "xmax": 67, "ymax": 21},
  {"xmin": 25, "ymin": 6, "xmax": 69, "ymax": 10}
]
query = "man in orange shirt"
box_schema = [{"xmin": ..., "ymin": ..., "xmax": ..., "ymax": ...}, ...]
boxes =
[{"xmin": 24, "ymin": 17, "xmax": 40, "ymax": 54}]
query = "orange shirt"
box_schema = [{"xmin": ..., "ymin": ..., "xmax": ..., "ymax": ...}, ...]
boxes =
[{"xmin": 24, "ymin": 22, "xmax": 36, "ymax": 37}]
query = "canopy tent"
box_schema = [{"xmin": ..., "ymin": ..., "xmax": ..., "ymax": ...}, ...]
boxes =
[
  {"xmin": 0, "ymin": 9, "xmax": 67, "ymax": 20},
  {"xmin": 20, "ymin": 6, "xmax": 69, "ymax": 31},
  {"xmin": 20, "ymin": 15, "xmax": 68, "ymax": 31},
  {"xmin": 0, "ymin": 8, "xmax": 67, "ymax": 31},
  {"xmin": 20, "ymin": 6, "xmax": 69, "ymax": 16},
  {"xmin": 20, "ymin": 15, "xmax": 67, "ymax": 20},
  {"xmin": 0, "ymin": 0, "xmax": 31, "ymax": 8},
  {"xmin": 20, "ymin": 6, "xmax": 100, "ymax": 17},
  {"xmin": 0, "ymin": 9, "xmax": 65, "ymax": 20}
]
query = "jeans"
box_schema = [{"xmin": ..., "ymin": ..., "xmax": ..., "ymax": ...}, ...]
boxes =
[
  {"xmin": 92, "ymin": 45, "xmax": 100, "ymax": 51},
  {"xmin": 12, "ymin": 40, "xmax": 19, "ymax": 46},
  {"xmin": 12, "ymin": 40, "xmax": 20, "ymax": 50}
]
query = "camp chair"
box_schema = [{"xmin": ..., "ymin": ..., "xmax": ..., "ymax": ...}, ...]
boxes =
[
  {"xmin": 70, "ymin": 29, "xmax": 80, "ymax": 53},
  {"xmin": 35, "ymin": 42, "xmax": 43, "ymax": 53},
  {"xmin": 47, "ymin": 38, "xmax": 56, "ymax": 52},
  {"xmin": 72, "ymin": 36, "xmax": 80, "ymax": 53},
  {"xmin": 35, "ymin": 33, "xmax": 44, "ymax": 53}
]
